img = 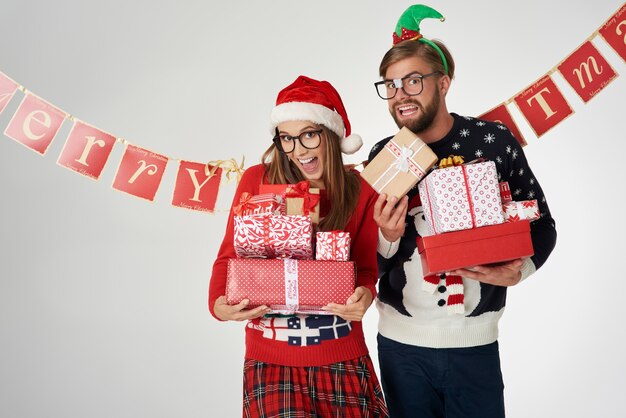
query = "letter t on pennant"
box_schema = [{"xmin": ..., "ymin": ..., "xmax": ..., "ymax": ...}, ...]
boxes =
[{"xmin": 513, "ymin": 75, "xmax": 573, "ymax": 138}]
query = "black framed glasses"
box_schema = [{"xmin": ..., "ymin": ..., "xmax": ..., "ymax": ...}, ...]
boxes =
[
  {"xmin": 374, "ymin": 71, "xmax": 442, "ymax": 100},
  {"xmin": 273, "ymin": 129, "xmax": 323, "ymax": 154}
]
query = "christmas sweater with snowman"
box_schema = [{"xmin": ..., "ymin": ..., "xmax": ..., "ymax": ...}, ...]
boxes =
[{"xmin": 368, "ymin": 113, "xmax": 557, "ymax": 348}]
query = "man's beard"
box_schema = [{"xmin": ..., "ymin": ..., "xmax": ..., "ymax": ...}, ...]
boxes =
[{"xmin": 390, "ymin": 90, "xmax": 440, "ymax": 134}]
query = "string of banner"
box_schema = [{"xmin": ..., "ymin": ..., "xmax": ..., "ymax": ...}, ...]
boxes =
[{"xmin": 0, "ymin": 3, "xmax": 624, "ymax": 214}]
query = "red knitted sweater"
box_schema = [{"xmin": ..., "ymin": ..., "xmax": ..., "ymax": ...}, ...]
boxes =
[{"xmin": 209, "ymin": 163, "xmax": 379, "ymax": 367}]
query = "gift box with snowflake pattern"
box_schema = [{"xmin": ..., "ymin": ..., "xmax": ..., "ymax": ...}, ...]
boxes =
[{"xmin": 502, "ymin": 199, "xmax": 539, "ymax": 222}]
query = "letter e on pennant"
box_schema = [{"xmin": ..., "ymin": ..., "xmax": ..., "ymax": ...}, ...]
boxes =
[
  {"xmin": 171, "ymin": 161, "xmax": 222, "ymax": 212},
  {"xmin": 513, "ymin": 75, "xmax": 573, "ymax": 138},
  {"xmin": 599, "ymin": 3, "xmax": 626, "ymax": 63},
  {"xmin": 112, "ymin": 145, "xmax": 168, "ymax": 201},
  {"xmin": 57, "ymin": 120, "xmax": 117, "ymax": 180},
  {"xmin": 479, "ymin": 103, "xmax": 527, "ymax": 147},
  {"xmin": 558, "ymin": 41, "xmax": 617, "ymax": 103},
  {"xmin": 0, "ymin": 72, "xmax": 19, "ymax": 115},
  {"xmin": 4, "ymin": 93, "xmax": 66, "ymax": 155}
]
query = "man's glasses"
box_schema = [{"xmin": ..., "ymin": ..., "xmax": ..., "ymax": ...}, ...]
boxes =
[
  {"xmin": 273, "ymin": 129, "xmax": 323, "ymax": 154},
  {"xmin": 374, "ymin": 71, "xmax": 442, "ymax": 100}
]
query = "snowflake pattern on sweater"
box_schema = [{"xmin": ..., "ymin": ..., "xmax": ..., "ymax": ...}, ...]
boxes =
[{"xmin": 369, "ymin": 113, "xmax": 557, "ymax": 348}]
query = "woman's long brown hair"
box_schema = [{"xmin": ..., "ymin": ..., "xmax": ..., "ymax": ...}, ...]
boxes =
[{"xmin": 261, "ymin": 126, "xmax": 360, "ymax": 231}]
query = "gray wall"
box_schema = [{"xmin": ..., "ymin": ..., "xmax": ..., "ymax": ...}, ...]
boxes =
[{"xmin": 1, "ymin": 1, "xmax": 623, "ymax": 417}]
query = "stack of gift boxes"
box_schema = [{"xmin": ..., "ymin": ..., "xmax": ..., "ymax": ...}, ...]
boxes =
[
  {"xmin": 361, "ymin": 128, "xmax": 538, "ymax": 276},
  {"xmin": 225, "ymin": 182, "xmax": 355, "ymax": 315}
]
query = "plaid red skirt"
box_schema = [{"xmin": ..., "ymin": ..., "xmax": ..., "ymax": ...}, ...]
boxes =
[{"xmin": 242, "ymin": 355, "xmax": 389, "ymax": 418}]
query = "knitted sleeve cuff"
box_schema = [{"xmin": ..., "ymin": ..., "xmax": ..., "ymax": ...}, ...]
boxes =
[
  {"xmin": 519, "ymin": 257, "xmax": 536, "ymax": 282},
  {"xmin": 377, "ymin": 229, "xmax": 400, "ymax": 259}
]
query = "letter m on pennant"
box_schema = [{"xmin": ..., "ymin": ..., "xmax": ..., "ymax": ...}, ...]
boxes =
[{"xmin": 558, "ymin": 41, "xmax": 617, "ymax": 103}]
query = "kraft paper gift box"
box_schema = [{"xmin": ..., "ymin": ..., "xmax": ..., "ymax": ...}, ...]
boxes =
[
  {"xmin": 315, "ymin": 231, "xmax": 351, "ymax": 261},
  {"xmin": 418, "ymin": 160, "xmax": 504, "ymax": 236},
  {"xmin": 502, "ymin": 199, "xmax": 540, "ymax": 222},
  {"xmin": 233, "ymin": 192, "xmax": 285, "ymax": 216},
  {"xmin": 360, "ymin": 127, "xmax": 437, "ymax": 200},
  {"xmin": 234, "ymin": 214, "xmax": 313, "ymax": 259},
  {"xmin": 226, "ymin": 258, "xmax": 355, "ymax": 314},
  {"xmin": 416, "ymin": 220, "xmax": 534, "ymax": 275},
  {"xmin": 259, "ymin": 181, "xmax": 320, "ymax": 223}
]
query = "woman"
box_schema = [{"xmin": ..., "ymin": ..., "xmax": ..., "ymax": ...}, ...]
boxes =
[{"xmin": 209, "ymin": 75, "xmax": 388, "ymax": 417}]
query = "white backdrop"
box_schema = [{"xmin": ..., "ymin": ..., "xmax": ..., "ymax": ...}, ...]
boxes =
[{"xmin": 1, "ymin": 1, "xmax": 624, "ymax": 417}]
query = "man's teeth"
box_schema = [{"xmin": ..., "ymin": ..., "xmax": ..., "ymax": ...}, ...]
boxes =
[
  {"xmin": 299, "ymin": 157, "xmax": 315, "ymax": 164},
  {"xmin": 398, "ymin": 105, "xmax": 418, "ymax": 115}
]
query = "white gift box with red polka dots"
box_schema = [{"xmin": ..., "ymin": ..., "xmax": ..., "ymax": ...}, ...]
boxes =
[
  {"xmin": 234, "ymin": 214, "xmax": 313, "ymax": 259},
  {"xmin": 315, "ymin": 231, "xmax": 350, "ymax": 261},
  {"xmin": 418, "ymin": 161, "xmax": 504, "ymax": 236},
  {"xmin": 226, "ymin": 258, "xmax": 355, "ymax": 314}
]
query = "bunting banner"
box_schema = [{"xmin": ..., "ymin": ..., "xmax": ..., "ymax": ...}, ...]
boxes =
[
  {"xmin": 57, "ymin": 120, "xmax": 117, "ymax": 180},
  {"xmin": 0, "ymin": 3, "xmax": 624, "ymax": 213},
  {"xmin": 0, "ymin": 72, "xmax": 19, "ymax": 114}
]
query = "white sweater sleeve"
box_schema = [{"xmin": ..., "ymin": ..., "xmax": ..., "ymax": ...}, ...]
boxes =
[{"xmin": 377, "ymin": 229, "xmax": 400, "ymax": 259}]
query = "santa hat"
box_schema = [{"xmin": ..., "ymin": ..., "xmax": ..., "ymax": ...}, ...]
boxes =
[{"xmin": 270, "ymin": 75, "xmax": 363, "ymax": 155}]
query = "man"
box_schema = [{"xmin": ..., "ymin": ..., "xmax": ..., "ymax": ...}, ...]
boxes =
[{"xmin": 369, "ymin": 5, "xmax": 557, "ymax": 418}]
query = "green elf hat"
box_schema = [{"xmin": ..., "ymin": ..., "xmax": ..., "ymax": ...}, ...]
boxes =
[{"xmin": 392, "ymin": 4, "xmax": 449, "ymax": 75}]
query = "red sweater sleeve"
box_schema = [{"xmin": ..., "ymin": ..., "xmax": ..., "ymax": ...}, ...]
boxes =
[
  {"xmin": 208, "ymin": 167, "xmax": 379, "ymax": 318},
  {"xmin": 208, "ymin": 164, "xmax": 266, "ymax": 319},
  {"xmin": 347, "ymin": 176, "xmax": 379, "ymax": 299}
]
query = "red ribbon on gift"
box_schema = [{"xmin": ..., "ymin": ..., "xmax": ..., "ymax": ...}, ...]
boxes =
[
  {"xmin": 233, "ymin": 192, "xmax": 254, "ymax": 215},
  {"xmin": 424, "ymin": 158, "xmax": 491, "ymax": 233},
  {"xmin": 285, "ymin": 181, "xmax": 320, "ymax": 215},
  {"xmin": 327, "ymin": 230, "xmax": 341, "ymax": 257},
  {"xmin": 460, "ymin": 165, "xmax": 478, "ymax": 228}
]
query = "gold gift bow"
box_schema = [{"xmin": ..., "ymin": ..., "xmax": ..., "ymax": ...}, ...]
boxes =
[
  {"xmin": 204, "ymin": 156, "xmax": 246, "ymax": 182},
  {"xmin": 438, "ymin": 155, "xmax": 465, "ymax": 168}
]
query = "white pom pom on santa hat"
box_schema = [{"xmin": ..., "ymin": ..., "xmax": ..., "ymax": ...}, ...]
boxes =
[
  {"xmin": 270, "ymin": 75, "xmax": 363, "ymax": 155},
  {"xmin": 340, "ymin": 134, "xmax": 363, "ymax": 155}
]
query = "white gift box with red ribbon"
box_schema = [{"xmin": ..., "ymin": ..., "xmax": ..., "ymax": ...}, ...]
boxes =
[
  {"xmin": 315, "ymin": 231, "xmax": 351, "ymax": 261},
  {"xmin": 418, "ymin": 160, "xmax": 504, "ymax": 236},
  {"xmin": 234, "ymin": 214, "xmax": 313, "ymax": 259}
]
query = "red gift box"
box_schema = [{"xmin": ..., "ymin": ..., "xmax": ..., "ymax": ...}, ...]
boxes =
[
  {"xmin": 502, "ymin": 200, "xmax": 540, "ymax": 222},
  {"xmin": 234, "ymin": 214, "xmax": 313, "ymax": 259},
  {"xmin": 233, "ymin": 192, "xmax": 284, "ymax": 216},
  {"xmin": 316, "ymin": 231, "xmax": 351, "ymax": 261},
  {"xmin": 416, "ymin": 220, "xmax": 534, "ymax": 275},
  {"xmin": 226, "ymin": 258, "xmax": 355, "ymax": 314},
  {"xmin": 259, "ymin": 181, "xmax": 320, "ymax": 223}
]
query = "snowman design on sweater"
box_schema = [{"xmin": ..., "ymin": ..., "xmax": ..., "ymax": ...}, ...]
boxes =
[{"xmin": 370, "ymin": 114, "xmax": 557, "ymax": 347}]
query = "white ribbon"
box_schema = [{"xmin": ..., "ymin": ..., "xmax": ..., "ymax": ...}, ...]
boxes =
[
  {"xmin": 283, "ymin": 259, "xmax": 299, "ymax": 313},
  {"xmin": 392, "ymin": 145, "xmax": 415, "ymax": 173}
]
